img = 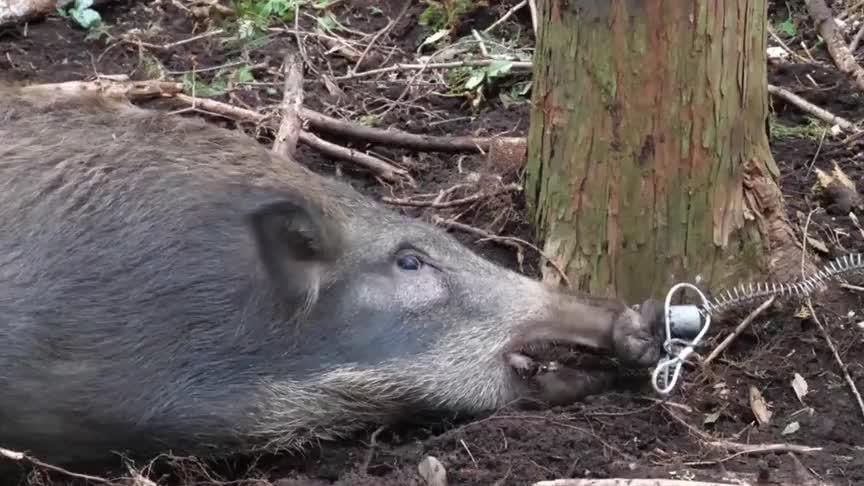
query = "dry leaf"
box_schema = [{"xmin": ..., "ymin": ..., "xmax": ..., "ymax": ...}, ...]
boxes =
[
  {"xmin": 749, "ymin": 386, "xmax": 772, "ymax": 426},
  {"xmin": 791, "ymin": 373, "xmax": 809, "ymax": 405},
  {"xmin": 418, "ymin": 456, "xmax": 448, "ymax": 486},
  {"xmin": 782, "ymin": 421, "xmax": 801, "ymax": 435},
  {"xmin": 795, "ymin": 305, "xmax": 812, "ymax": 319},
  {"xmin": 805, "ymin": 236, "xmax": 829, "ymax": 254},
  {"xmin": 703, "ymin": 410, "xmax": 722, "ymax": 425}
]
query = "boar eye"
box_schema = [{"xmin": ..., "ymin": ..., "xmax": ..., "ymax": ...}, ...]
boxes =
[{"xmin": 396, "ymin": 254, "xmax": 423, "ymax": 271}]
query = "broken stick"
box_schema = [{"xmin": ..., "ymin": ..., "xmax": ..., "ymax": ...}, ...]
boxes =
[
  {"xmin": 767, "ymin": 84, "xmax": 858, "ymax": 133},
  {"xmin": 297, "ymin": 107, "xmax": 524, "ymax": 154},
  {"xmin": 533, "ymin": 480, "xmax": 742, "ymax": 486},
  {"xmin": 272, "ymin": 53, "xmax": 305, "ymax": 158},
  {"xmin": 805, "ymin": 0, "xmax": 864, "ymax": 92},
  {"xmin": 701, "ymin": 296, "xmax": 776, "ymax": 366}
]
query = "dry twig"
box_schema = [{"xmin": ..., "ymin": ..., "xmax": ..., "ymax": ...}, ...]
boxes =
[
  {"xmin": 433, "ymin": 216, "xmax": 571, "ymax": 287},
  {"xmin": 382, "ymin": 183, "xmax": 521, "ymax": 208},
  {"xmin": 484, "ymin": 0, "xmax": 529, "ymax": 34},
  {"xmin": 272, "ymin": 53, "xmax": 304, "ymax": 158},
  {"xmin": 23, "ymin": 79, "xmax": 521, "ymax": 156},
  {"xmin": 351, "ymin": 0, "xmax": 411, "ymax": 74},
  {"xmin": 298, "ymin": 108, "xmax": 523, "ymax": 154},
  {"xmin": 767, "ymin": 84, "xmax": 858, "ymax": 133},
  {"xmin": 701, "ymin": 296, "xmax": 776, "ymax": 366},
  {"xmin": 336, "ymin": 59, "xmax": 532, "ymax": 81},
  {"xmin": 1, "ymin": 446, "xmax": 155, "ymax": 485},
  {"xmin": 120, "ymin": 29, "xmax": 224, "ymax": 51},
  {"xmin": 805, "ymin": 0, "xmax": 864, "ymax": 92},
  {"xmin": 805, "ymin": 298, "xmax": 864, "ymax": 420},
  {"xmin": 665, "ymin": 407, "xmax": 822, "ymax": 456},
  {"xmin": 534, "ymin": 480, "xmax": 742, "ymax": 486},
  {"xmin": 851, "ymin": 22, "xmax": 864, "ymax": 53}
]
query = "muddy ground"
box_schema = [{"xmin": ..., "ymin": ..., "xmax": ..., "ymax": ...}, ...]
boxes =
[{"xmin": 1, "ymin": 0, "xmax": 863, "ymax": 485}]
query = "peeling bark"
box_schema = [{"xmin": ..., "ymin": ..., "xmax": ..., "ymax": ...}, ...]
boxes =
[{"xmin": 525, "ymin": 0, "xmax": 809, "ymax": 304}]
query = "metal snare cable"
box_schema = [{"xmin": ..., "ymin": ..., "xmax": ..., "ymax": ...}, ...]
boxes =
[{"xmin": 651, "ymin": 252, "xmax": 864, "ymax": 394}]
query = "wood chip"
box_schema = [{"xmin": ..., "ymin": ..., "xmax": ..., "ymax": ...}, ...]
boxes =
[{"xmin": 749, "ymin": 386, "xmax": 773, "ymax": 426}]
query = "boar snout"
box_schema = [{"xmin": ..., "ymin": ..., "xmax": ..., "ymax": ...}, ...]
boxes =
[{"xmin": 505, "ymin": 287, "xmax": 665, "ymax": 403}]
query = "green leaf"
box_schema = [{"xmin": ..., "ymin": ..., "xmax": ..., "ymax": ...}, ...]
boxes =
[
  {"xmin": 76, "ymin": 0, "xmax": 95, "ymax": 9},
  {"xmin": 485, "ymin": 60, "xmax": 513, "ymax": 79},
  {"xmin": 464, "ymin": 70, "xmax": 485, "ymax": 90},
  {"xmin": 236, "ymin": 66, "xmax": 255, "ymax": 83},
  {"xmin": 317, "ymin": 13, "xmax": 338, "ymax": 31},
  {"xmin": 72, "ymin": 8, "xmax": 101, "ymax": 29}
]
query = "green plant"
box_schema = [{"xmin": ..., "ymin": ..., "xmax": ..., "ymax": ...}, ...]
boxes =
[
  {"xmin": 769, "ymin": 114, "xmax": 827, "ymax": 139},
  {"xmin": 775, "ymin": 14, "xmax": 797, "ymax": 37},
  {"xmin": 418, "ymin": 0, "xmax": 475, "ymax": 31},
  {"xmin": 56, "ymin": 0, "xmax": 102, "ymax": 30},
  {"xmin": 232, "ymin": 0, "xmax": 303, "ymax": 39},
  {"xmin": 181, "ymin": 65, "xmax": 257, "ymax": 97}
]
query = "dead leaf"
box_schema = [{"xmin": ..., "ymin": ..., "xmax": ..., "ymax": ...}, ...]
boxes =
[
  {"xmin": 749, "ymin": 386, "xmax": 772, "ymax": 426},
  {"xmin": 418, "ymin": 456, "xmax": 448, "ymax": 486},
  {"xmin": 795, "ymin": 306, "xmax": 812, "ymax": 319},
  {"xmin": 782, "ymin": 421, "xmax": 801, "ymax": 435},
  {"xmin": 703, "ymin": 410, "xmax": 722, "ymax": 425},
  {"xmin": 805, "ymin": 236, "xmax": 829, "ymax": 254},
  {"xmin": 791, "ymin": 373, "xmax": 809, "ymax": 405}
]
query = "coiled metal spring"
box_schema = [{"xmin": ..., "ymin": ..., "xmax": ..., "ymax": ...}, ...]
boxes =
[
  {"xmin": 705, "ymin": 252, "xmax": 864, "ymax": 314},
  {"xmin": 653, "ymin": 252, "xmax": 863, "ymax": 394}
]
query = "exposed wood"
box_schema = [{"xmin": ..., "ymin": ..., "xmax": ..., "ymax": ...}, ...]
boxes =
[
  {"xmin": 272, "ymin": 53, "xmax": 305, "ymax": 159},
  {"xmin": 805, "ymin": 0, "xmax": 864, "ymax": 91},
  {"xmin": 525, "ymin": 1, "xmax": 808, "ymax": 304}
]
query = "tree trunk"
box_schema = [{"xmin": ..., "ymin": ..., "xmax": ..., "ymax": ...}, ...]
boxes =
[{"xmin": 525, "ymin": 0, "xmax": 808, "ymax": 305}]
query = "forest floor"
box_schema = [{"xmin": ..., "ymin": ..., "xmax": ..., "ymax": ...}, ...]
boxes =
[{"xmin": 1, "ymin": 0, "xmax": 864, "ymax": 485}]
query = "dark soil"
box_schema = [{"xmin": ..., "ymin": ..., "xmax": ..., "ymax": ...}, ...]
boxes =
[{"xmin": 1, "ymin": 1, "xmax": 863, "ymax": 485}]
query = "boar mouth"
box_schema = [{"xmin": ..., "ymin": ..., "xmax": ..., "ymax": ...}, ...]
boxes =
[
  {"xmin": 506, "ymin": 341, "xmax": 588, "ymax": 379},
  {"xmin": 504, "ymin": 331, "xmax": 619, "ymax": 381}
]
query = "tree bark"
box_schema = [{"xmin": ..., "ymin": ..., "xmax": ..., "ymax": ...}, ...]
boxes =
[{"xmin": 525, "ymin": 0, "xmax": 808, "ymax": 304}]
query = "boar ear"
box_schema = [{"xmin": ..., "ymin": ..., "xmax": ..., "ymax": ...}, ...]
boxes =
[{"xmin": 248, "ymin": 199, "xmax": 343, "ymax": 267}]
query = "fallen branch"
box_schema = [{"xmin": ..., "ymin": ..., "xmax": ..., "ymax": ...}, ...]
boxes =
[
  {"xmin": 272, "ymin": 53, "xmax": 305, "ymax": 158},
  {"xmin": 22, "ymin": 78, "xmax": 523, "ymax": 157},
  {"xmin": 805, "ymin": 0, "xmax": 864, "ymax": 92},
  {"xmin": 433, "ymin": 216, "xmax": 571, "ymax": 287},
  {"xmin": 19, "ymin": 81, "xmax": 404, "ymax": 181},
  {"xmin": 335, "ymin": 59, "xmax": 532, "ymax": 81},
  {"xmin": 840, "ymin": 283, "xmax": 864, "ymax": 292},
  {"xmin": 851, "ymin": 21, "xmax": 864, "ymax": 53},
  {"xmin": 805, "ymin": 298, "xmax": 864, "ymax": 420},
  {"xmin": 297, "ymin": 107, "xmax": 523, "ymax": 154},
  {"xmin": 534, "ymin": 480, "xmax": 742, "ymax": 486},
  {"xmin": 665, "ymin": 407, "xmax": 822, "ymax": 456},
  {"xmin": 382, "ymin": 183, "xmax": 521, "ymax": 208},
  {"xmin": 0, "ymin": 446, "xmax": 155, "ymax": 485},
  {"xmin": 19, "ymin": 78, "xmax": 184, "ymax": 99},
  {"xmin": 767, "ymin": 84, "xmax": 858, "ymax": 133},
  {"xmin": 170, "ymin": 94, "xmax": 412, "ymax": 182},
  {"xmin": 701, "ymin": 296, "xmax": 776, "ymax": 366}
]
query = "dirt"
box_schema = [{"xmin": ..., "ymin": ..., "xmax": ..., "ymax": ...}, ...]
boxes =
[{"xmin": 1, "ymin": 0, "xmax": 864, "ymax": 485}]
